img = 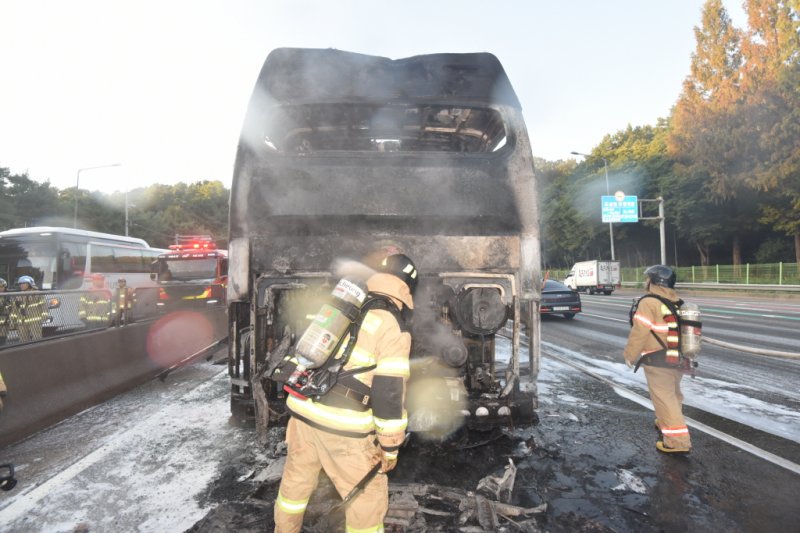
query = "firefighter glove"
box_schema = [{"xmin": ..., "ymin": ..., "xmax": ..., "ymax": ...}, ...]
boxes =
[{"xmin": 379, "ymin": 448, "xmax": 398, "ymax": 473}]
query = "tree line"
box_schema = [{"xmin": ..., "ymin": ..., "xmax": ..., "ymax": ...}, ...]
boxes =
[
  {"xmin": 0, "ymin": 167, "xmax": 228, "ymax": 249},
  {"xmin": 540, "ymin": 0, "xmax": 800, "ymax": 269}
]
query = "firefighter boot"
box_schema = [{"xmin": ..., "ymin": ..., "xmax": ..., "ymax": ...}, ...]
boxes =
[{"xmin": 656, "ymin": 441, "xmax": 691, "ymax": 454}]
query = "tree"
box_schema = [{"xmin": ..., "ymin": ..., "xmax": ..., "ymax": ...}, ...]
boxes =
[
  {"xmin": 738, "ymin": 1, "xmax": 800, "ymax": 262},
  {"xmin": 537, "ymin": 159, "xmax": 592, "ymax": 269},
  {"xmin": 684, "ymin": 0, "xmax": 744, "ymax": 108},
  {"xmin": 740, "ymin": 0, "xmax": 800, "ymax": 93},
  {"xmin": 667, "ymin": 0, "xmax": 764, "ymax": 266},
  {"xmin": 745, "ymin": 63, "xmax": 800, "ymax": 262}
]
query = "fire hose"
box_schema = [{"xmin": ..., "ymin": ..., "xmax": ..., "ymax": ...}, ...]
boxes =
[
  {"xmin": 703, "ymin": 337, "xmax": 800, "ymax": 360},
  {"xmin": 329, "ymin": 462, "xmax": 382, "ymax": 513}
]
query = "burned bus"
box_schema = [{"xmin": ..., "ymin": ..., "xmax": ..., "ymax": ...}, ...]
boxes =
[{"xmin": 227, "ymin": 48, "xmax": 541, "ymax": 437}]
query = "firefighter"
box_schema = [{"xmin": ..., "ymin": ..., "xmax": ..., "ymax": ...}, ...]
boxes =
[
  {"xmin": 623, "ymin": 265, "xmax": 691, "ymax": 454},
  {"xmin": 115, "ymin": 278, "xmax": 135, "ymax": 326},
  {"xmin": 11, "ymin": 276, "xmax": 46, "ymax": 343},
  {"xmin": 0, "ymin": 369, "xmax": 6, "ymax": 413},
  {"xmin": 274, "ymin": 253, "xmax": 418, "ymax": 533},
  {"xmin": 0, "ymin": 278, "xmax": 9, "ymax": 345},
  {"xmin": 79, "ymin": 274, "xmax": 112, "ymax": 328}
]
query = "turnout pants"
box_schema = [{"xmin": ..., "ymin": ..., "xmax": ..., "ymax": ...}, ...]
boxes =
[
  {"xmin": 274, "ymin": 417, "xmax": 388, "ymax": 533},
  {"xmin": 643, "ymin": 365, "xmax": 692, "ymax": 449}
]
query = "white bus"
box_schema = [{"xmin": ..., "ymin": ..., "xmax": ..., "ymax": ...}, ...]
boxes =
[
  {"xmin": 0, "ymin": 226, "xmax": 164, "ymax": 290},
  {"xmin": 0, "ymin": 227, "xmax": 166, "ymax": 335}
]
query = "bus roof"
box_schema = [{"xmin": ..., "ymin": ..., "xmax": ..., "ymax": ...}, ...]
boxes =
[
  {"xmin": 0, "ymin": 226, "xmax": 150, "ymax": 248},
  {"xmin": 253, "ymin": 48, "xmax": 521, "ymax": 108}
]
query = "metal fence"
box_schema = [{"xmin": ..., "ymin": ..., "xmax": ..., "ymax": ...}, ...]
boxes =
[
  {"xmin": 0, "ymin": 284, "xmax": 227, "ymax": 349},
  {"xmin": 545, "ymin": 262, "xmax": 800, "ymax": 288},
  {"xmin": 1, "ymin": 288, "xmax": 150, "ymax": 348}
]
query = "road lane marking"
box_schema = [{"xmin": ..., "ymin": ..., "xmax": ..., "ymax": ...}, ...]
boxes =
[
  {"xmin": 542, "ymin": 348, "xmax": 800, "ymax": 477},
  {"xmin": 581, "ymin": 313, "xmax": 629, "ymax": 323}
]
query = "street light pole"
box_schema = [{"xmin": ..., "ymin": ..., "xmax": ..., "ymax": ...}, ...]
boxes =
[
  {"xmin": 571, "ymin": 151, "xmax": 615, "ymax": 261},
  {"xmin": 73, "ymin": 163, "xmax": 121, "ymax": 228},
  {"xmin": 125, "ymin": 190, "xmax": 129, "ymax": 236},
  {"xmin": 601, "ymin": 157, "xmax": 615, "ymax": 261}
]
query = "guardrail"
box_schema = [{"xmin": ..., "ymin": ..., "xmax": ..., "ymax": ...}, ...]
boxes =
[
  {"xmin": 1, "ymin": 284, "xmax": 227, "ymax": 350},
  {"xmin": 618, "ymin": 281, "xmax": 800, "ymax": 292},
  {"xmin": 547, "ymin": 262, "xmax": 800, "ymax": 293}
]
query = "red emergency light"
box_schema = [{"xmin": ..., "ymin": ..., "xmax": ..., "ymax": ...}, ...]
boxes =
[{"xmin": 168, "ymin": 239, "xmax": 217, "ymax": 251}]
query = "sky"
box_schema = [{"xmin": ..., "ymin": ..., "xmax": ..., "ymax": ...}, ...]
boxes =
[{"xmin": 0, "ymin": 1, "xmax": 747, "ymax": 194}]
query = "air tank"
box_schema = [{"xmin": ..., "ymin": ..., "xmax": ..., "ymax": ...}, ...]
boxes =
[
  {"xmin": 679, "ymin": 302, "xmax": 702, "ymax": 359},
  {"xmin": 292, "ymin": 277, "xmax": 368, "ymax": 371}
]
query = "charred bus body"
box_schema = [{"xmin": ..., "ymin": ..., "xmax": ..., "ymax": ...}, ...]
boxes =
[{"xmin": 228, "ymin": 48, "xmax": 541, "ymax": 436}]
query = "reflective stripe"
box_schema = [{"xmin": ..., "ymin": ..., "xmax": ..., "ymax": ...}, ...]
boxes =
[
  {"xmin": 375, "ymin": 357, "xmax": 410, "ymax": 377},
  {"xmin": 634, "ymin": 314, "xmax": 669, "ymax": 333},
  {"xmin": 287, "ymin": 394, "xmax": 375, "ymax": 433},
  {"xmin": 276, "ymin": 491, "xmax": 309, "ymax": 514},
  {"xmin": 375, "ymin": 413, "xmax": 408, "ymax": 434},
  {"xmin": 661, "ymin": 426, "xmax": 689, "ymax": 436},
  {"xmin": 346, "ymin": 524, "xmax": 384, "ymax": 533},
  {"xmin": 349, "ymin": 346, "xmax": 376, "ymax": 367},
  {"xmin": 361, "ymin": 313, "xmax": 383, "ymax": 335}
]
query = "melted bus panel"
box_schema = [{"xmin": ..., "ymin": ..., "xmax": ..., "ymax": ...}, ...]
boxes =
[{"xmin": 228, "ymin": 48, "xmax": 541, "ymax": 437}]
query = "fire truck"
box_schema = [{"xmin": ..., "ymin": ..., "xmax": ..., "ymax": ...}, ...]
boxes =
[{"xmin": 150, "ymin": 235, "xmax": 228, "ymax": 309}]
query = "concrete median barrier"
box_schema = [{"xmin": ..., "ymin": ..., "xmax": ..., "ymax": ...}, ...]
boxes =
[{"xmin": 0, "ymin": 307, "xmax": 226, "ymax": 448}]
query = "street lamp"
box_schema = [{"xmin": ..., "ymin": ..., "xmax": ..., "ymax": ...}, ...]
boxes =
[
  {"xmin": 571, "ymin": 151, "xmax": 615, "ymax": 261},
  {"xmin": 74, "ymin": 163, "xmax": 121, "ymax": 228},
  {"xmin": 125, "ymin": 191, "xmax": 137, "ymax": 236}
]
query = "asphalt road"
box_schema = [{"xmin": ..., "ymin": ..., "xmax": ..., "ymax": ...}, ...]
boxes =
[
  {"xmin": 542, "ymin": 289, "xmax": 800, "ymax": 453},
  {"xmin": 1, "ymin": 290, "xmax": 799, "ymax": 532}
]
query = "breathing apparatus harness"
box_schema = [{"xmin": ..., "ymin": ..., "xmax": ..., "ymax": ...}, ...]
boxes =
[
  {"xmin": 629, "ymin": 294, "xmax": 701, "ymax": 376},
  {"xmin": 271, "ymin": 292, "xmax": 408, "ymax": 411}
]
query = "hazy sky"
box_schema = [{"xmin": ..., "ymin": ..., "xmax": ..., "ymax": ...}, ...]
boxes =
[{"xmin": 0, "ymin": 1, "xmax": 746, "ymax": 193}]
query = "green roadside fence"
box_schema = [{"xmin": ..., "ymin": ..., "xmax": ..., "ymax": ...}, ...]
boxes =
[{"xmin": 544, "ymin": 262, "xmax": 800, "ymax": 288}]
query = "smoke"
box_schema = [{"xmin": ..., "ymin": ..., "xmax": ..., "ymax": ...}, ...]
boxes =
[
  {"xmin": 331, "ymin": 258, "xmax": 376, "ymax": 281},
  {"xmin": 571, "ymin": 169, "xmax": 645, "ymax": 222},
  {"xmin": 406, "ymin": 375, "xmax": 467, "ymax": 441}
]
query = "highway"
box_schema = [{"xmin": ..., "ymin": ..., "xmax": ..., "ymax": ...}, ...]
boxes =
[
  {"xmin": 541, "ymin": 288, "xmax": 800, "ymax": 459},
  {"xmin": 1, "ymin": 290, "xmax": 799, "ymax": 532}
]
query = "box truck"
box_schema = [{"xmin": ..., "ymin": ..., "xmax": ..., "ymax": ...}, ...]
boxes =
[{"xmin": 563, "ymin": 260, "xmax": 620, "ymax": 295}]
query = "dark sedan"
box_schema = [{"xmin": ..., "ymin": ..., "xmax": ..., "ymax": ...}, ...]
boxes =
[{"xmin": 540, "ymin": 280, "xmax": 582, "ymax": 319}]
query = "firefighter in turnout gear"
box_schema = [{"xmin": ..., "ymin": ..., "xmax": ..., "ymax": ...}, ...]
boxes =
[
  {"xmin": 624, "ymin": 265, "xmax": 691, "ymax": 454},
  {"xmin": 79, "ymin": 274, "xmax": 112, "ymax": 328},
  {"xmin": 0, "ymin": 278, "xmax": 10, "ymax": 346},
  {"xmin": 115, "ymin": 278, "xmax": 135, "ymax": 326},
  {"xmin": 0, "ymin": 369, "xmax": 6, "ymax": 413},
  {"xmin": 11, "ymin": 276, "xmax": 46, "ymax": 343},
  {"xmin": 274, "ymin": 254, "xmax": 418, "ymax": 533}
]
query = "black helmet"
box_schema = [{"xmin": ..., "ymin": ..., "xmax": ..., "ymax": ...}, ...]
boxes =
[
  {"xmin": 379, "ymin": 254, "xmax": 418, "ymax": 293},
  {"xmin": 644, "ymin": 265, "xmax": 676, "ymax": 288}
]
